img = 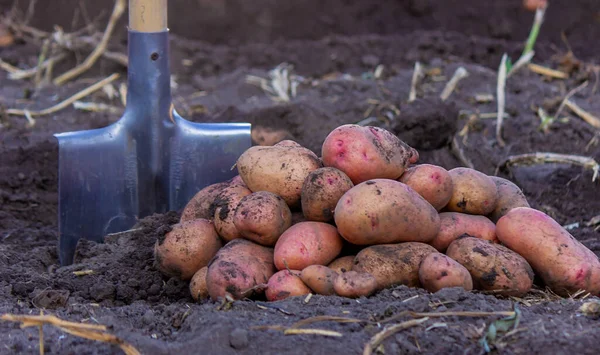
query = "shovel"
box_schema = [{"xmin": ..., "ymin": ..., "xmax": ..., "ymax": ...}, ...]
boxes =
[{"xmin": 54, "ymin": 0, "xmax": 251, "ymax": 266}]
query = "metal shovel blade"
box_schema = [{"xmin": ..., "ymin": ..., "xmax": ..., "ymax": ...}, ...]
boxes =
[{"xmin": 54, "ymin": 30, "xmax": 251, "ymax": 266}]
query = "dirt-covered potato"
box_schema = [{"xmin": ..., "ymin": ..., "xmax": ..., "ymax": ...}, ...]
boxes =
[
  {"xmin": 180, "ymin": 181, "xmax": 230, "ymax": 222},
  {"xmin": 213, "ymin": 183, "xmax": 253, "ymax": 241},
  {"xmin": 189, "ymin": 266, "xmax": 209, "ymax": 301},
  {"xmin": 430, "ymin": 212, "xmax": 497, "ymax": 252},
  {"xmin": 233, "ymin": 191, "xmax": 292, "ymax": 246},
  {"xmin": 206, "ymin": 239, "xmax": 275, "ymax": 300},
  {"xmin": 334, "ymin": 179, "xmax": 440, "ymax": 245},
  {"xmin": 445, "ymin": 167, "xmax": 498, "ymax": 215},
  {"xmin": 328, "ymin": 255, "xmax": 355, "ymax": 274},
  {"xmin": 301, "ymin": 167, "xmax": 354, "ymax": 222},
  {"xmin": 496, "ymin": 207, "xmax": 600, "ymax": 296},
  {"xmin": 236, "ymin": 144, "xmax": 322, "ymax": 208},
  {"xmin": 352, "ymin": 242, "xmax": 437, "ymax": 290},
  {"xmin": 446, "ymin": 236, "xmax": 534, "ymax": 296},
  {"xmin": 154, "ymin": 219, "xmax": 223, "ymax": 280},
  {"xmin": 333, "ymin": 271, "xmax": 378, "ymax": 298},
  {"xmin": 274, "ymin": 221, "xmax": 343, "ymax": 270},
  {"xmin": 418, "ymin": 252, "xmax": 473, "ymax": 292},
  {"xmin": 300, "ymin": 265, "xmax": 339, "ymax": 295},
  {"xmin": 266, "ymin": 270, "xmax": 311, "ymax": 301},
  {"xmin": 398, "ymin": 164, "xmax": 454, "ymax": 211},
  {"xmin": 321, "ymin": 124, "xmax": 419, "ymax": 184},
  {"xmin": 487, "ymin": 176, "xmax": 530, "ymax": 223}
]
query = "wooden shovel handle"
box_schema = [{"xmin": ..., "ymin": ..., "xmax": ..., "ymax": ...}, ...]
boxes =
[{"xmin": 129, "ymin": 0, "xmax": 167, "ymax": 32}]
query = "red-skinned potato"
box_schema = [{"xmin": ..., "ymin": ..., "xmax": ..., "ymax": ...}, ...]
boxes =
[
  {"xmin": 446, "ymin": 236, "xmax": 534, "ymax": 296},
  {"xmin": 352, "ymin": 242, "xmax": 437, "ymax": 290},
  {"xmin": 334, "ymin": 179, "xmax": 440, "ymax": 245},
  {"xmin": 430, "ymin": 212, "xmax": 497, "ymax": 252},
  {"xmin": 213, "ymin": 183, "xmax": 253, "ymax": 241},
  {"xmin": 496, "ymin": 207, "xmax": 600, "ymax": 296},
  {"xmin": 180, "ymin": 181, "xmax": 229, "ymax": 222},
  {"xmin": 398, "ymin": 164, "xmax": 453, "ymax": 211},
  {"xmin": 321, "ymin": 124, "xmax": 419, "ymax": 184},
  {"xmin": 328, "ymin": 255, "xmax": 355, "ymax": 274},
  {"xmin": 301, "ymin": 167, "xmax": 354, "ymax": 222},
  {"xmin": 236, "ymin": 144, "xmax": 322, "ymax": 208},
  {"xmin": 333, "ymin": 271, "xmax": 378, "ymax": 298},
  {"xmin": 300, "ymin": 265, "xmax": 339, "ymax": 295},
  {"xmin": 266, "ymin": 270, "xmax": 311, "ymax": 301},
  {"xmin": 418, "ymin": 252, "xmax": 473, "ymax": 292},
  {"xmin": 445, "ymin": 167, "xmax": 498, "ymax": 215},
  {"xmin": 206, "ymin": 239, "xmax": 275, "ymax": 300},
  {"xmin": 154, "ymin": 219, "xmax": 223, "ymax": 280},
  {"xmin": 233, "ymin": 191, "xmax": 292, "ymax": 246},
  {"xmin": 189, "ymin": 266, "xmax": 209, "ymax": 301},
  {"xmin": 274, "ymin": 221, "xmax": 344, "ymax": 270},
  {"xmin": 487, "ymin": 176, "xmax": 530, "ymax": 223}
]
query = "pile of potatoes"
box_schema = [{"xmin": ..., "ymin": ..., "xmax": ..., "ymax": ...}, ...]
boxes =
[{"xmin": 154, "ymin": 124, "xmax": 600, "ymax": 302}]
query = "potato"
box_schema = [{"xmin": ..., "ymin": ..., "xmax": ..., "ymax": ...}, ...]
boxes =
[
  {"xmin": 352, "ymin": 242, "xmax": 437, "ymax": 290},
  {"xmin": 236, "ymin": 144, "xmax": 322, "ymax": 208},
  {"xmin": 274, "ymin": 221, "xmax": 343, "ymax": 270},
  {"xmin": 328, "ymin": 255, "xmax": 355, "ymax": 273},
  {"xmin": 206, "ymin": 239, "xmax": 275, "ymax": 300},
  {"xmin": 418, "ymin": 252, "xmax": 473, "ymax": 292},
  {"xmin": 398, "ymin": 164, "xmax": 453, "ymax": 211},
  {"xmin": 333, "ymin": 271, "xmax": 378, "ymax": 298},
  {"xmin": 300, "ymin": 265, "xmax": 339, "ymax": 295},
  {"xmin": 301, "ymin": 167, "xmax": 354, "ymax": 222},
  {"xmin": 154, "ymin": 219, "xmax": 223, "ymax": 280},
  {"xmin": 446, "ymin": 236, "xmax": 534, "ymax": 296},
  {"xmin": 233, "ymin": 191, "xmax": 292, "ymax": 246},
  {"xmin": 496, "ymin": 207, "xmax": 600, "ymax": 296},
  {"xmin": 266, "ymin": 270, "xmax": 311, "ymax": 301},
  {"xmin": 180, "ymin": 181, "xmax": 229, "ymax": 222},
  {"xmin": 213, "ymin": 183, "xmax": 253, "ymax": 241},
  {"xmin": 334, "ymin": 179, "xmax": 440, "ymax": 245},
  {"xmin": 189, "ymin": 266, "xmax": 209, "ymax": 301},
  {"xmin": 430, "ymin": 212, "xmax": 497, "ymax": 252},
  {"xmin": 487, "ymin": 176, "xmax": 530, "ymax": 223},
  {"xmin": 445, "ymin": 167, "xmax": 498, "ymax": 215},
  {"xmin": 321, "ymin": 124, "xmax": 419, "ymax": 185}
]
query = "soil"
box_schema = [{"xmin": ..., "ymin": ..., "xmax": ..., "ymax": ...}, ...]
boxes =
[{"xmin": 1, "ymin": 1, "xmax": 600, "ymax": 354}]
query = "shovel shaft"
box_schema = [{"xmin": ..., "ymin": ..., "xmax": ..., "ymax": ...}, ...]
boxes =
[{"xmin": 129, "ymin": 0, "xmax": 167, "ymax": 32}]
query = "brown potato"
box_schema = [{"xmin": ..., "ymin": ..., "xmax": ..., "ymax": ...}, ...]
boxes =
[
  {"xmin": 334, "ymin": 179, "xmax": 440, "ymax": 245},
  {"xmin": 206, "ymin": 239, "xmax": 275, "ymax": 300},
  {"xmin": 265, "ymin": 270, "xmax": 311, "ymax": 301},
  {"xmin": 328, "ymin": 255, "xmax": 355, "ymax": 274},
  {"xmin": 446, "ymin": 236, "xmax": 534, "ymax": 296},
  {"xmin": 301, "ymin": 167, "xmax": 354, "ymax": 222},
  {"xmin": 273, "ymin": 221, "xmax": 343, "ymax": 270},
  {"xmin": 180, "ymin": 181, "xmax": 229, "ymax": 222},
  {"xmin": 333, "ymin": 271, "xmax": 378, "ymax": 298},
  {"xmin": 418, "ymin": 252, "xmax": 473, "ymax": 292},
  {"xmin": 236, "ymin": 144, "xmax": 322, "ymax": 208},
  {"xmin": 154, "ymin": 219, "xmax": 223, "ymax": 280},
  {"xmin": 496, "ymin": 207, "xmax": 600, "ymax": 296},
  {"xmin": 300, "ymin": 265, "xmax": 339, "ymax": 295},
  {"xmin": 213, "ymin": 183, "xmax": 252, "ymax": 241},
  {"xmin": 445, "ymin": 167, "xmax": 498, "ymax": 215},
  {"xmin": 233, "ymin": 191, "xmax": 292, "ymax": 246},
  {"xmin": 430, "ymin": 212, "xmax": 497, "ymax": 252},
  {"xmin": 487, "ymin": 176, "xmax": 530, "ymax": 223},
  {"xmin": 352, "ymin": 242, "xmax": 437, "ymax": 290},
  {"xmin": 398, "ymin": 164, "xmax": 453, "ymax": 211},
  {"xmin": 321, "ymin": 124, "xmax": 419, "ymax": 184},
  {"xmin": 189, "ymin": 266, "xmax": 209, "ymax": 301}
]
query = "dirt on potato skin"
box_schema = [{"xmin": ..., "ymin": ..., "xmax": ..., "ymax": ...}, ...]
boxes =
[{"xmin": 1, "ymin": 0, "xmax": 600, "ymax": 354}]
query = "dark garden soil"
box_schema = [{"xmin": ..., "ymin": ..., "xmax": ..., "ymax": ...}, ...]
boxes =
[{"xmin": 1, "ymin": 1, "xmax": 600, "ymax": 354}]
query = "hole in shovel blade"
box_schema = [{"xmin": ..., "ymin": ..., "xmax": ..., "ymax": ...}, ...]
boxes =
[{"xmin": 151, "ymin": 52, "xmax": 159, "ymax": 61}]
